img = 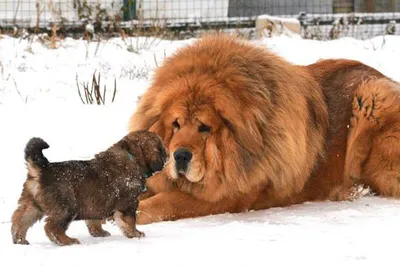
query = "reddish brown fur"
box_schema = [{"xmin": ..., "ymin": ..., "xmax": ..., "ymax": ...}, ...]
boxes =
[
  {"xmin": 127, "ymin": 34, "xmax": 398, "ymax": 224},
  {"xmin": 345, "ymin": 78, "xmax": 400, "ymax": 196},
  {"xmin": 298, "ymin": 59, "xmax": 385, "ymax": 202},
  {"xmin": 11, "ymin": 131, "xmax": 167, "ymax": 245}
]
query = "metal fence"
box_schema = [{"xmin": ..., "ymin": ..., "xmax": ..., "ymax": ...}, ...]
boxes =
[{"xmin": 0, "ymin": 0, "xmax": 399, "ymax": 39}]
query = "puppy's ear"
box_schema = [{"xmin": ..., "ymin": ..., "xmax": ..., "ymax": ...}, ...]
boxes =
[
  {"xmin": 116, "ymin": 139, "xmax": 130, "ymax": 152},
  {"xmin": 129, "ymin": 143, "xmax": 148, "ymax": 172},
  {"xmin": 116, "ymin": 138, "xmax": 143, "ymax": 162}
]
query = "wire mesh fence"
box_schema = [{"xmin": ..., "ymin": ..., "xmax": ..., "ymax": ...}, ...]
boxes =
[{"xmin": 0, "ymin": 0, "xmax": 399, "ymax": 39}]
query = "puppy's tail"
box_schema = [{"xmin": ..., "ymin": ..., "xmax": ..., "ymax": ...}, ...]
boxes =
[{"xmin": 24, "ymin": 137, "xmax": 50, "ymax": 170}]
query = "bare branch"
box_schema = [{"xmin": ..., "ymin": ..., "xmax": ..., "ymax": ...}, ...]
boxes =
[{"xmin": 76, "ymin": 74, "xmax": 85, "ymax": 104}]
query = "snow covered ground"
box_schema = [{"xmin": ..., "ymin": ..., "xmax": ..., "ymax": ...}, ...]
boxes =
[{"xmin": 1, "ymin": 33, "xmax": 400, "ymax": 266}]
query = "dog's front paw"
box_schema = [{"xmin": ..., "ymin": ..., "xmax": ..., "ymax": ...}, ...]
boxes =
[
  {"xmin": 86, "ymin": 220, "xmax": 111, "ymax": 237},
  {"xmin": 53, "ymin": 236, "xmax": 81, "ymax": 246},
  {"xmin": 89, "ymin": 228, "xmax": 111, "ymax": 238},
  {"xmin": 13, "ymin": 238, "xmax": 30, "ymax": 245},
  {"xmin": 136, "ymin": 198, "xmax": 166, "ymax": 225},
  {"xmin": 60, "ymin": 237, "xmax": 81, "ymax": 246},
  {"xmin": 136, "ymin": 210, "xmax": 153, "ymax": 225},
  {"xmin": 129, "ymin": 230, "xmax": 145, "ymax": 239}
]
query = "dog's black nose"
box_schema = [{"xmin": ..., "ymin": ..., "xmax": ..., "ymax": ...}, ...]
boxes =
[{"xmin": 174, "ymin": 148, "xmax": 192, "ymax": 172}]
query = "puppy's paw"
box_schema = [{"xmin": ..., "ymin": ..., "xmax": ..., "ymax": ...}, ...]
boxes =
[
  {"xmin": 55, "ymin": 237, "xmax": 81, "ymax": 246},
  {"xmin": 127, "ymin": 230, "xmax": 145, "ymax": 239},
  {"xmin": 62, "ymin": 237, "xmax": 81, "ymax": 246},
  {"xmin": 86, "ymin": 220, "xmax": 111, "ymax": 237},
  {"xmin": 13, "ymin": 238, "xmax": 30, "ymax": 245},
  {"xmin": 89, "ymin": 228, "xmax": 111, "ymax": 238}
]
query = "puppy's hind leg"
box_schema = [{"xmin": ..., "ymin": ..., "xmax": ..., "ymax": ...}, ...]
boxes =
[
  {"xmin": 11, "ymin": 203, "xmax": 43, "ymax": 245},
  {"xmin": 85, "ymin": 220, "xmax": 111, "ymax": 237},
  {"xmin": 114, "ymin": 209, "xmax": 144, "ymax": 239},
  {"xmin": 44, "ymin": 214, "xmax": 80, "ymax": 246},
  {"xmin": 11, "ymin": 192, "xmax": 43, "ymax": 245}
]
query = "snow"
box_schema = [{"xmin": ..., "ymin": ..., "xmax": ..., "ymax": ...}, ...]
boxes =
[
  {"xmin": 2, "ymin": 197, "xmax": 400, "ymax": 266},
  {"xmin": 1, "ymin": 33, "xmax": 400, "ymax": 265}
]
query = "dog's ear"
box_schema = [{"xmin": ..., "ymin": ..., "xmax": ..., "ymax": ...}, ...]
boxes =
[
  {"xmin": 129, "ymin": 85, "xmax": 169, "ymax": 145},
  {"xmin": 119, "ymin": 138, "xmax": 151, "ymax": 175},
  {"xmin": 149, "ymin": 120, "xmax": 166, "ymax": 145},
  {"xmin": 130, "ymin": 143, "xmax": 148, "ymax": 171},
  {"xmin": 116, "ymin": 139, "xmax": 130, "ymax": 152}
]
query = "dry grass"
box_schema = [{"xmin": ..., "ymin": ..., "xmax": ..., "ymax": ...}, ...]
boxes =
[{"xmin": 76, "ymin": 71, "xmax": 117, "ymax": 105}]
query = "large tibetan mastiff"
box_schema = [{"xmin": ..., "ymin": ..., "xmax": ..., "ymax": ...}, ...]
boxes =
[{"xmin": 120, "ymin": 34, "xmax": 399, "ymax": 225}]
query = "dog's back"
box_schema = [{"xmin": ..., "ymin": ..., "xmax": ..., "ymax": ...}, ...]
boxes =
[
  {"xmin": 24, "ymin": 137, "xmax": 92, "ymax": 185},
  {"xmin": 23, "ymin": 138, "xmax": 89, "ymax": 213}
]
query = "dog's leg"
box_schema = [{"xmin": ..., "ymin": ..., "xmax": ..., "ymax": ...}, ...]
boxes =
[
  {"xmin": 344, "ymin": 92, "xmax": 377, "ymax": 186},
  {"xmin": 114, "ymin": 207, "xmax": 144, "ymax": 238},
  {"xmin": 137, "ymin": 191, "xmax": 235, "ymax": 225},
  {"xmin": 139, "ymin": 171, "xmax": 173, "ymax": 201},
  {"xmin": 344, "ymin": 79, "xmax": 400, "ymax": 198},
  {"xmin": 362, "ymin": 134, "xmax": 400, "ymax": 197},
  {"xmin": 44, "ymin": 215, "xmax": 80, "ymax": 246},
  {"xmin": 85, "ymin": 220, "xmax": 111, "ymax": 237},
  {"xmin": 11, "ymin": 197, "xmax": 43, "ymax": 245}
]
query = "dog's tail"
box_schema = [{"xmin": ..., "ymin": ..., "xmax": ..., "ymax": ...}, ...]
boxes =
[{"xmin": 24, "ymin": 137, "xmax": 50, "ymax": 170}]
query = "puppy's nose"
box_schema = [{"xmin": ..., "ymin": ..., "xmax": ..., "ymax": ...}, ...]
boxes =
[{"xmin": 174, "ymin": 148, "xmax": 192, "ymax": 172}]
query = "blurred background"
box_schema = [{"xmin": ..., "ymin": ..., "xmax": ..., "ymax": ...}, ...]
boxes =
[{"xmin": 0, "ymin": 0, "xmax": 399, "ymax": 40}]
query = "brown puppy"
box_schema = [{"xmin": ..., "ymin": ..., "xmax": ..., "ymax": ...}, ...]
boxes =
[{"xmin": 11, "ymin": 131, "xmax": 167, "ymax": 246}]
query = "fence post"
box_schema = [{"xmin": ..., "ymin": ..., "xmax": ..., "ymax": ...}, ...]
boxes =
[
  {"xmin": 365, "ymin": 0, "xmax": 375, "ymax": 12},
  {"xmin": 123, "ymin": 0, "xmax": 137, "ymax": 21}
]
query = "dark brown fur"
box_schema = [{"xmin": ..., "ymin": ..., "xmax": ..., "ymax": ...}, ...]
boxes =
[
  {"xmin": 124, "ymin": 34, "xmax": 399, "ymax": 225},
  {"xmin": 11, "ymin": 131, "xmax": 167, "ymax": 245}
]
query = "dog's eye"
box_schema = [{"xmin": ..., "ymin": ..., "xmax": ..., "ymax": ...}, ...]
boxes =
[
  {"xmin": 198, "ymin": 123, "xmax": 211, "ymax": 133},
  {"xmin": 173, "ymin": 119, "xmax": 180, "ymax": 129}
]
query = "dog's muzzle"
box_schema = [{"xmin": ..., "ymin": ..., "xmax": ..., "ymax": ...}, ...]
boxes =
[{"xmin": 174, "ymin": 148, "xmax": 192, "ymax": 173}]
